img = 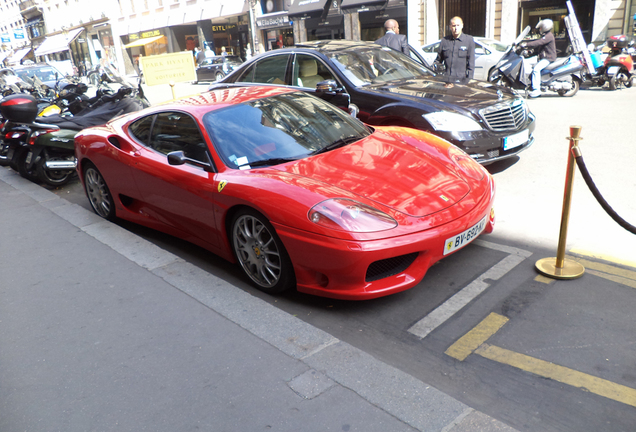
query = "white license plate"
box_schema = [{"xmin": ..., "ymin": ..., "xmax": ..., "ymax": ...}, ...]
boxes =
[
  {"xmin": 25, "ymin": 151, "xmax": 32, "ymax": 164},
  {"xmin": 503, "ymin": 129, "xmax": 529, "ymax": 151},
  {"xmin": 7, "ymin": 148, "xmax": 14, "ymax": 160},
  {"xmin": 443, "ymin": 215, "xmax": 488, "ymax": 256},
  {"xmin": 607, "ymin": 66, "xmax": 620, "ymax": 75}
]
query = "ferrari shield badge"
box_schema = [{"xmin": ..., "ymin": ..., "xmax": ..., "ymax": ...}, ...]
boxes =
[{"xmin": 218, "ymin": 180, "xmax": 228, "ymax": 193}]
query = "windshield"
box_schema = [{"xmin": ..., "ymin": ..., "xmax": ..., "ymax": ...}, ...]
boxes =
[
  {"xmin": 479, "ymin": 39, "xmax": 509, "ymax": 53},
  {"xmin": 15, "ymin": 66, "xmax": 61, "ymax": 82},
  {"xmin": 203, "ymin": 92, "xmax": 371, "ymax": 169},
  {"xmin": 327, "ymin": 46, "xmax": 433, "ymax": 87}
]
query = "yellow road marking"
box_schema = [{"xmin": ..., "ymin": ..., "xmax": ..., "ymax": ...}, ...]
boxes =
[
  {"xmin": 475, "ymin": 344, "xmax": 636, "ymax": 408},
  {"xmin": 569, "ymin": 256, "xmax": 636, "ymax": 281},
  {"xmin": 534, "ymin": 274, "xmax": 555, "ymax": 284},
  {"xmin": 586, "ymin": 269, "xmax": 636, "ymax": 289},
  {"xmin": 445, "ymin": 313, "xmax": 509, "ymax": 361},
  {"xmin": 569, "ymin": 249, "xmax": 636, "ymax": 272}
]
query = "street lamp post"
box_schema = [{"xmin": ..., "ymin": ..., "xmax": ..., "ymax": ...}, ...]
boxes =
[{"xmin": 249, "ymin": 0, "xmax": 260, "ymax": 55}]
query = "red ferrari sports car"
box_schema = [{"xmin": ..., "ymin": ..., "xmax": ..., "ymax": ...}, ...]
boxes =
[{"xmin": 75, "ymin": 85, "xmax": 495, "ymax": 300}]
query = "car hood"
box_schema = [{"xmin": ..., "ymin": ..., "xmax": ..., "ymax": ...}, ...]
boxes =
[
  {"xmin": 363, "ymin": 77, "xmax": 513, "ymax": 112},
  {"xmin": 278, "ymin": 131, "xmax": 470, "ymax": 217}
]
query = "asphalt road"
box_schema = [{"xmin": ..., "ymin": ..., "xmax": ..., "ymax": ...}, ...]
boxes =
[{"xmin": 46, "ymin": 81, "xmax": 636, "ymax": 432}]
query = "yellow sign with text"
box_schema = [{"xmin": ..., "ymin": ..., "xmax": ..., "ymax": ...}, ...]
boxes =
[{"xmin": 140, "ymin": 52, "xmax": 196, "ymax": 86}]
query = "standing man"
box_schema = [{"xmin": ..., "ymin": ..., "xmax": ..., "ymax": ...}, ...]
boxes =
[
  {"xmin": 375, "ymin": 19, "xmax": 409, "ymax": 55},
  {"xmin": 520, "ymin": 19, "xmax": 556, "ymax": 97},
  {"xmin": 436, "ymin": 16, "xmax": 475, "ymax": 80}
]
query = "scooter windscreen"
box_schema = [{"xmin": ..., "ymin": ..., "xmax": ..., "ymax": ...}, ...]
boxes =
[{"xmin": 514, "ymin": 26, "xmax": 532, "ymax": 46}]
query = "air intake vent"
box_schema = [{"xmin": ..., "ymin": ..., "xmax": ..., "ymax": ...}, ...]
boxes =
[{"xmin": 365, "ymin": 253, "xmax": 418, "ymax": 282}]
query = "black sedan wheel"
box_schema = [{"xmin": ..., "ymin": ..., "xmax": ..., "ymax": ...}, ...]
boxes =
[
  {"xmin": 215, "ymin": 71, "xmax": 224, "ymax": 81},
  {"xmin": 231, "ymin": 209, "xmax": 295, "ymax": 294},
  {"xmin": 84, "ymin": 163, "xmax": 116, "ymax": 221}
]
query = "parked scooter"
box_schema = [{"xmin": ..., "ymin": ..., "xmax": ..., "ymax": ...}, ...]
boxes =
[
  {"xmin": 28, "ymin": 87, "xmax": 147, "ymax": 186},
  {"xmin": 487, "ymin": 26, "xmax": 584, "ymax": 97},
  {"xmin": 0, "ymin": 70, "xmax": 149, "ymax": 186},
  {"xmin": 585, "ymin": 35, "xmax": 634, "ymax": 90}
]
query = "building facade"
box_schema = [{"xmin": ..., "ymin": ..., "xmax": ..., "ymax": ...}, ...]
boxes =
[{"xmin": 2, "ymin": 0, "xmax": 635, "ymax": 75}]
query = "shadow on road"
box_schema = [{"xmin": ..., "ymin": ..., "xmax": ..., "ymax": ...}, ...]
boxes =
[{"xmin": 485, "ymin": 156, "xmax": 520, "ymax": 174}]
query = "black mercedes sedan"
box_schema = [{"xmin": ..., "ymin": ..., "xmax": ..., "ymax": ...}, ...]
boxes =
[{"xmin": 212, "ymin": 40, "xmax": 535, "ymax": 165}]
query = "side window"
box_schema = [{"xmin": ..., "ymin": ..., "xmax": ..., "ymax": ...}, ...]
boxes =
[
  {"xmin": 148, "ymin": 112, "xmax": 209, "ymax": 163},
  {"xmin": 239, "ymin": 55, "xmax": 290, "ymax": 85},
  {"xmin": 475, "ymin": 46, "xmax": 489, "ymax": 56},
  {"xmin": 424, "ymin": 43, "xmax": 440, "ymax": 53},
  {"xmin": 293, "ymin": 54, "xmax": 336, "ymax": 88},
  {"xmin": 129, "ymin": 115, "xmax": 154, "ymax": 145}
]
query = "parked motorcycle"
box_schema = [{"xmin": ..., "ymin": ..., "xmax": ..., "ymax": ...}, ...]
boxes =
[
  {"xmin": 487, "ymin": 26, "xmax": 584, "ymax": 97},
  {"xmin": 0, "ymin": 71, "xmax": 149, "ymax": 186},
  {"xmin": 585, "ymin": 35, "xmax": 634, "ymax": 90}
]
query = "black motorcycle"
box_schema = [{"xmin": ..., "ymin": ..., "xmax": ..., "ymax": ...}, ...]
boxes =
[
  {"xmin": 0, "ymin": 72, "xmax": 149, "ymax": 186},
  {"xmin": 488, "ymin": 26, "xmax": 584, "ymax": 97}
]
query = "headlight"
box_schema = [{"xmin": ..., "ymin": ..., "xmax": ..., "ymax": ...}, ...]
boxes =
[
  {"xmin": 423, "ymin": 112, "xmax": 482, "ymax": 132},
  {"xmin": 308, "ymin": 198, "xmax": 397, "ymax": 233}
]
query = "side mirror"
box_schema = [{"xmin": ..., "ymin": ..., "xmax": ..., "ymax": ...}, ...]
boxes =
[
  {"xmin": 316, "ymin": 79, "xmax": 340, "ymax": 93},
  {"xmin": 167, "ymin": 151, "xmax": 186, "ymax": 166},
  {"xmin": 167, "ymin": 150, "xmax": 214, "ymax": 172}
]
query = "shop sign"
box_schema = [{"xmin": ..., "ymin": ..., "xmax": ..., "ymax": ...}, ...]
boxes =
[
  {"xmin": 1, "ymin": 33, "xmax": 10, "ymax": 43},
  {"xmin": 141, "ymin": 30, "xmax": 161, "ymax": 38},
  {"xmin": 257, "ymin": 15, "xmax": 290, "ymax": 29},
  {"xmin": 141, "ymin": 52, "xmax": 196, "ymax": 86},
  {"xmin": 212, "ymin": 24, "xmax": 237, "ymax": 32},
  {"xmin": 13, "ymin": 28, "xmax": 25, "ymax": 40}
]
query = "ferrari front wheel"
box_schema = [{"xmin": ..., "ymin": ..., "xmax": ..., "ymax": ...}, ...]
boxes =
[{"xmin": 231, "ymin": 209, "xmax": 295, "ymax": 294}]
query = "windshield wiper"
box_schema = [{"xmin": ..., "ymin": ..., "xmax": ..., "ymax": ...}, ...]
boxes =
[
  {"xmin": 239, "ymin": 157, "xmax": 299, "ymax": 168},
  {"xmin": 310, "ymin": 135, "xmax": 361, "ymax": 156}
]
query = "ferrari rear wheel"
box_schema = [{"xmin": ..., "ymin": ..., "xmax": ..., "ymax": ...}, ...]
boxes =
[
  {"xmin": 84, "ymin": 162, "xmax": 116, "ymax": 221},
  {"xmin": 231, "ymin": 209, "xmax": 295, "ymax": 294}
]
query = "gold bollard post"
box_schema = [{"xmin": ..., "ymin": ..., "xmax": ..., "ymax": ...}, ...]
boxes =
[
  {"xmin": 169, "ymin": 80, "xmax": 176, "ymax": 101},
  {"xmin": 535, "ymin": 126, "xmax": 585, "ymax": 279}
]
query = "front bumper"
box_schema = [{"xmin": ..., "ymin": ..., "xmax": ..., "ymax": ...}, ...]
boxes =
[
  {"xmin": 437, "ymin": 112, "xmax": 536, "ymax": 165},
  {"xmin": 274, "ymin": 194, "xmax": 495, "ymax": 300}
]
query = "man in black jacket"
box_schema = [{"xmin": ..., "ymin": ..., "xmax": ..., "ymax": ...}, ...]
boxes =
[
  {"xmin": 436, "ymin": 16, "xmax": 475, "ymax": 80},
  {"xmin": 375, "ymin": 19, "xmax": 409, "ymax": 55}
]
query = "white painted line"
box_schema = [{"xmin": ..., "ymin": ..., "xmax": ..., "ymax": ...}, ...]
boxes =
[{"xmin": 408, "ymin": 239, "xmax": 532, "ymax": 339}]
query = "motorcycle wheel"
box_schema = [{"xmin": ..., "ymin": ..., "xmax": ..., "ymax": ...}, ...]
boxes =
[
  {"xmin": 0, "ymin": 145, "xmax": 10, "ymax": 167},
  {"xmin": 88, "ymin": 72, "xmax": 100, "ymax": 86},
  {"xmin": 36, "ymin": 157, "xmax": 76, "ymax": 187},
  {"xmin": 558, "ymin": 79, "xmax": 579, "ymax": 97},
  {"xmin": 83, "ymin": 163, "xmax": 116, "ymax": 221},
  {"xmin": 18, "ymin": 150, "xmax": 39, "ymax": 182},
  {"xmin": 626, "ymin": 76, "xmax": 633, "ymax": 88},
  {"xmin": 608, "ymin": 76, "xmax": 617, "ymax": 90}
]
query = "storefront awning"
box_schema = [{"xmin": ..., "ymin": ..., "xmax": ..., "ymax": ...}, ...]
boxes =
[
  {"xmin": 340, "ymin": 0, "xmax": 386, "ymax": 10},
  {"xmin": 0, "ymin": 51, "xmax": 10, "ymax": 63},
  {"xmin": 34, "ymin": 27, "xmax": 84, "ymax": 57},
  {"xmin": 123, "ymin": 35, "xmax": 164, "ymax": 49},
  {"xmin": 7, "ymin": 48, "xmax": 31, "ymax": 65},
  {"xmin": 288, "ymin": 0, "xmax": 330, "ymax": 18}
]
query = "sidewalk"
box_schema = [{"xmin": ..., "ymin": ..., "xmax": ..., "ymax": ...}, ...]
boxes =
[{"xmin": 0, "ymin": 168, "xmax": 522, "ymax": 431}]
